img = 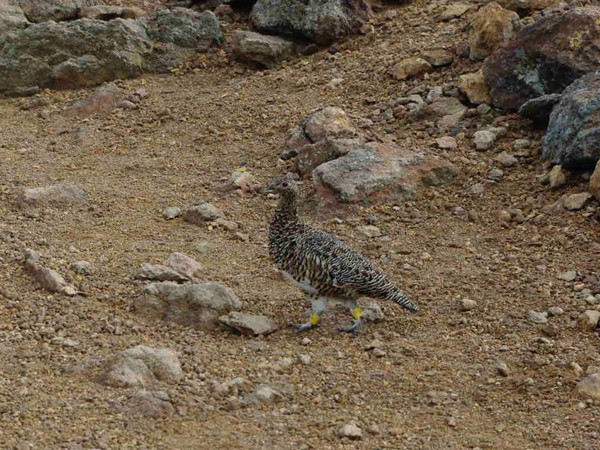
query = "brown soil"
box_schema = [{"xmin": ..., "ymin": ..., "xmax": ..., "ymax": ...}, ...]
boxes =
[{"xmin": 1, "ymin": 1, "xmax": 599, "ymax": 449}]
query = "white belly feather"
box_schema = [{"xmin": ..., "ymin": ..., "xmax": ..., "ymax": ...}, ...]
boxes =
[{"xmin": 281, "ymin": 271, "xmax": 319, "ymax": 295}]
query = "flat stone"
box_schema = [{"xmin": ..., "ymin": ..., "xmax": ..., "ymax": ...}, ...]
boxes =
[
  {"xmin": 389, "ymin": 57, "xmax": 433, "ymax": 81},
  {"xmin": 183, "ymin": 203, "xmax": 222, "ymax": 224},
  {"xmin": 164, "ymin": 252, "xmax": 203, "ymax": 280},
  {"xmin": 135, "ymin": 263, "xmax": 188, "ymax": 283},
  {"xmin": 459, "ymin": 299, "xmax": 477, "ymax": 311},
  {"xmin": 338, "ymin": 421, "xmax": 362, "ymax": 440},
  {"xmin": 527, "ymin": 310, "xmax": 548, "ymax": 324},
  {"xmin": 576, "ymin": 373, "xmax": 600, "ymax": 400},
  {"xmin": 474, "ymin": 131, "xmax": 496, "ymax": 151},
  {"xmin": 219, "ymin": 312, "xmax": 278, "ymax": 336},
  {"xmin": 563, "ymin": 192, "xmax": 592, "ymax": 211},
  {"xmin": 422, "ymin": 49, "xmax": 454, "ymax": 67},
  {"xmin": 17, "ymin": 184, "xmax": 86, "ymax": 208},
  {"xmin": 359, "ymin": 225, "xmax": 383, "ymax": 238},
  {"xmin": 578, "ymin": 310, "xmax": 600, "ymax": 331},
  {"xmin": 435, "ymin": 136, "xmax": 457, "ymax": 149},
  {"xmin": 232, "ymin": 30, "xmax": 297, "ymax": 69}
]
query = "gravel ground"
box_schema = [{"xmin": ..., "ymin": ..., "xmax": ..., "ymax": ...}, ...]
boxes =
[{"xmin": 1, "ymin": 1, "xmax": 599, "ymax": 449}]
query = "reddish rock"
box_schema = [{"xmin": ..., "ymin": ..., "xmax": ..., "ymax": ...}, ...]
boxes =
[
  {"xmin": 66, "ymin": 84, "xmax": 123, "ymax": 117},
  {"xmin": 483, "ymin": 7, "xmax": 600, "ymax": 110},
  {"xmin": 389, "ymin": 57, "xmax": 432, "ymax": 81}
]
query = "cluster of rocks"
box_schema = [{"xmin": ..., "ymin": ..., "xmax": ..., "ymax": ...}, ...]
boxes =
[{"xmin": 280, "ymin": 107, "xmax": 457, "ymax": 214}]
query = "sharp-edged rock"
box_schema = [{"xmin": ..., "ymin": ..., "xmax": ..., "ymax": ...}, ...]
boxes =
[{"xmin": 219, "ymin": 312, "xmax": 278, "ymax": 336}]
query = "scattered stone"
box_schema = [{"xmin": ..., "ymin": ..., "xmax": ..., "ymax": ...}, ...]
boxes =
[
  {"xmin": 297, "ymin": 354, "xmax": 311, "ymax": 365},
  {"xmin": 483, "ymin": 7, "xmax": 600, "ymax": 110},
  {"xmin": 459, "ymin": 298, "xmax": 477, "ymax": 311},
  {"xmin": 243, "ymin": 384, "xmax": 283, "ymax": 406},
  {"xmin": 389, "ymin": 57, "xmax": 433, "ymax": 81},
  {"xmin": 338, "ymin": 421, "xmax": 362, "ymax": 440},
  {"xmin": 576, "ymin": 373, "xmax": 600, "ymax": 400},
  {"xmin": 438, "ymin": 3, "xmax": 470, "ymax": 21},
  {"xmin": 313, "ymin": 141, "xmax": 457, "ymax": 210},
  {"xmin": 543, "ymin": 71, "xmax": 600, "ymax": 170},
  {"xmin": 24, "ymin": 250, "xmax": 79, "ymax": 296},
  {"xmin": 557, "ymin": 271, "xmax": 577, "ymax": 282},
  {"xmin": 563, "ymin": 193, "xmax": 592, "ymax": 211},
  {"xmin": 422, "ymin": 49, "xmax": 453, "ymax": 67},
  {"xmin": 163, "ymin": 207, "xmax": 182, "ymax": 220},
  {"xmin": 301, "ymin": 337, "xmax": 312, "ymax": 346},
  {"xmin": 362, "ymin": 302, "xmax": 384, "ymax": 322},
  {"xmin": 120, "ymin": 390, "xmax": 174, "ymax": 418},
  {"xmin": 469, "ymin": 2, "xmax": 521, "ymax": 61},
  {"xmin": 518, "ymin": 94, "xmax": 562, "ymax": 126},
  {"xmin": 134, "ymin": 282, "xmax": 241, "ymax": 330},
  {"xmin": 67, "ymin": 84, "xmax": 124, "ymax": 118},
  {"xmin": 513, "ymin": 139, "xmax": 531, "ymax": 151},
  {"xmin": 474, "ymin": 131, "xmax": 496, "ymax": 151},
  {"xmin": 527, "ymin": 310, "xmax": 548, "ymax": 324},
  {"xmin": 232, "ymin": 30, "xmax": 297, "ymax": 68},
  {"xmin": 590, "ymin": 161, "xmax": 600, "ymax": 202},
  {"xmin": 219, "ymin": 312, "xmax": 278, "ymax": 336},
  {"xmin": 17, "ymin": 184, "xmax": 86, "ymax": 208},
  {"xmin": 435, "ymin": 136, "xmax": 457, "ymax": 149},
  {"xmin": 183, "ymin": 203, "xmax": 222, "ymax": 224},
  {"xmin": 459, "ymin": 70, "xmax": 492, "ymax": 105},
  {"xmin": 135, "ymin": 263, "xmax": 188, "ymax": 283},
  {"xmin": 578, "ymin": 310, "xmax": 600, "ymax": 331},
  {"xmin": 496, "ymin": 362, "xmax": 509, "ymax": 377},
  {"xmin": 164, "ymin": 252, "xmax": 203, "ymax": 280},
  {"xmin": 495, "ymin": 152, "xmax": 518, "ymax": 168},
  {"xmin": 71, "ymin": 260, "xmax": 93, "ymax": 276},
  {"xmin": 99, "ymin": 345, "xmax": 183, "ymax": 388},
  {"xmin": 365, "ymin": 339, "xmax": 384, "ymax": 350},
  {"xmin": 250, "ymin": 0, "xmax": 370, "ymax": 45},
  {"xmin": 420, "ymin": 97, "xmax": 467, "ymax": 120},
  {"xmin": 547, "ymin": 306, "xmax": 564, "ymax": 317},
  {"xmin": 540, "ymin": 165, "xmax": 567, "ymax": 189},
  {"xmin": 359, "ymin": 225, "xmax": 383, "ymax": 238}
]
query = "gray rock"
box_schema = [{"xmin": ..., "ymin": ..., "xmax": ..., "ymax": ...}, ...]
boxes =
[
  {"xmin": 17, "ymin": 184, "xmax": 86, "ymax": 208},
  {"xmin": 146, "ymin": 8, "xmax": 222, "ymax": 50},
  {"xmin": 162, "ymin": 207, "xmax": 181, "ymax": 220},
  {"xmin": 219, "ymin": 312, "xmax": 278, "ymax": 336},
  {"xmin": 459, "ymin": 298, "xmax": 477, "ymax": 311},
  {"xmin": 0, "ymin": 18, "xmax": 152, "ymax": 95},
  {"xmin": 527, "ymin": 310, "xmax": 548, "ymax": 324},
  {"xmin": 547, "ymin": 306, "xmax": 564, "ymax": 317},
  {"xmin": 420, "ymin": 97, "xmax": 467, "ymax": 119},
  {"xmin": 362, "ymin": 302, "xmax": 384, "ymax": 322},
  {"xmin": 495, "ymin": 152, "xmax": 518, "ymax": 168},
  {"xmin": 231, "ymin": 30, "xmax": 297, "ymax": 69},
  {"xmin": 496, "ymin": 361, "xmax": 509, "ymax": 377},
  {"xmin": 183, "ymin": 203, "xmax": 222, "ymax": 224},
  {"xmin": 71, "ymin": 260, "xmax": 93, "ymax": 276},
  {"xmin": 0, "ymin": 0, "xmax": 27, "ymax": 32},
  {"xmin": 135, "ymin": 263, "xmax": 188, "ymax": 282},
  {"xmin": 576, "ymin": 373, "xmax": 600, "ymax": 400},
  {"xmin": 513, "ymin": 139, "xmax": 531, "ymax": 151},
  {"xmin": 313, "ymin": 141, "xmax": 457, "ymax": 207},
  {"xmin": 487, "ymin": 168, "xmax": 504, "ymax": 181},
  {"xmin": 518, "ymin": 94, "xmax": 562, "ymax": 126},
  {"xmin": 469, "ymin": 183, "xmax": 485, "ymax": 195},
  {"xmin": 359, "ymin": 225, "xmax": 382, "ymax": 238},
  {"xmin": 543, "ymin": 71, "xmax": 600, "ymax": 169},
  {"xmin": 99, "ymin": 345, "xmax": 183, "ymax": 387},
  {"xmin": 435, "ymin": 136, "xmax": 457, "ymax": 149},
  {"xmin": 79, "ymin": 5, "xmax": 146, "ymax": 21},
  {"xmin": 243, "ymin": 384, "xmax": 283, "ymax": 405},
  {"xmin": 24, "ymin": 250, "xmax": 79, "ymax": 297},
  {"xmin": 164, "ymin": 252, "xmax": 203, "ymax": 280},
  {"xmin": 120, "ymin": 390, "xmax": 174, "ymax": 418},
  {"xmin": 250, "ymin": 0, "xmax": 370, "ymax": 45},
  {"xmin": 134, "ymin": 282, "xmax": 241, "ymax": 330},
  {"xmin": 557, "ymin": 270, "xmax": 577, "ymax": 282},
  {"xmin": 563, "ymin": 192, "xmax": 592, "ymax": 211},
  {"xmin": 17, "ymin": 0, "xmax": 94, "ymax": 23},
  {"xmin": 338, "ymin": 421, "xmax": 362, "ymax": 440},
  {"xmin": 474, "ymin": 130, "xmax": 496, "ymax": 151}
]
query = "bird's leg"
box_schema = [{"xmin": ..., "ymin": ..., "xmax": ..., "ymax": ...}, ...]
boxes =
[
  {"xmin": 338, "ymin": 303, "xmax": 364, "ymax": 335},
  {"xmin": 290, "ymin": 297, "xmax": 327, "ymax": 332}
]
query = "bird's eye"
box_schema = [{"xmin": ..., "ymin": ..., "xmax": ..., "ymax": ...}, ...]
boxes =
[{"xmin": 281, "ymin": 181, "xmax": 289, "ymax": 187}]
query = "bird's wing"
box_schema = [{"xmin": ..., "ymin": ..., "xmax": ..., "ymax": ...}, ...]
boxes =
[{"xmin": 295, "ymin": 229, "xmax": 377, "ymax": 289}]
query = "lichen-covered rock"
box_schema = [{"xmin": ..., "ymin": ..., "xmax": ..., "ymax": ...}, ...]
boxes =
[
  {"xmin": 313, "ymin": 142, "xmax": 457, "ymax": 209},
  {"xmin": 17, "ymin": 0, "xmax": 96, "ymax": 23},
  {"xmin": 231, "ymin": 30, "xmax": 297, "ymax": 69},
  {"xmin": 146, "ymin": 8, "xmax": 222, "ymax": 50},
  {"xmin": 134, "ymin": 282, "xmax": 241, "ymax": 330},
  {"xmin": 469, "ymin": 2, "xmax": 521, "ymax": 61},
  {"xmin": 518, "ymin": 93, "xmax": 562, "ymax": 126},
  {"xmin": 483, "ymin": 7, "xmax": 600, "ymax": 111},
  {"xmin": 250, "ymin": 0, "xmax": 371, "ymax": 45},
  {"xmin": 0, "ymin": 0, "xmax": 28, "ymax": 32},
  {"xmin": 542, "ymin": 71, "xmax": 600, "ymax": 169},
  {"xmin": 0, "ymin": 19, "xmax": 152, "ymax": 95}
]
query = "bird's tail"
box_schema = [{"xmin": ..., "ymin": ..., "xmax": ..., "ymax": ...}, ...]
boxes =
[
  {"xmin": 359, "ymin": 274, "xmax": 419, "ymax": 313},
  {"xmin": 385, "ymin": 287, "xmax": 419, "ymax": 313}
]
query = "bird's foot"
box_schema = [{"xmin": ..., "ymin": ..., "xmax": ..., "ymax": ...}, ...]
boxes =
[
  {"xmin": 289, "ymin": 322, "xmax": 316, "ymax": 333},
  {"xmin": 338, "ymin": 318, "xmax": 364, "ymax": 335}
]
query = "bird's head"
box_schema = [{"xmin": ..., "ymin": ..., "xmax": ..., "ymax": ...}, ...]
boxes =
[{"xmin": 265, "ymin": 175, "xmax": 300, "ymax": 196}]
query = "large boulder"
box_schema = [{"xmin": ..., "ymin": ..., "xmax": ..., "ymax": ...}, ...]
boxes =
[
  {"xmin": 146, "ymin": 8, "xmax": 222, "ymax": 50},
  {"xmin": 250, "ymin": 0, "xmax": 371, "ymax": 45},
  {"xmin": 231, "ymin": 30, "xmax": 297, "ymax": 69},
  {"xmin": 133, "ymin": 282, "xmax": 242, "ymax": 330},
  {"xmin": 469, "ymin": 2, "xmax": 520, "ymax": 61},
  {"xmin": 542, "ymin": 71, "xmax": 600, "ymax": 169},
  {"xmin": 17, "ymin": 0, "xmax": 96, "ymax": 23},
  {"xmin": 0, "ymin": 18, "xmax": 153, "ymax": 94},
  {"xmin": 0, "ymin": 0, "xmax": 27, "ymax": 32},
  {"xmin": 483, "ymin": 7, "xmax": 600, "ymax": 111},
  {"xmin": 313, "ymin": 142, "xmax": 457, "ymax": 209}
]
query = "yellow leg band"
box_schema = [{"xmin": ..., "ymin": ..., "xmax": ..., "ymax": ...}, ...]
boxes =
[
  {"xmin": 352, "ymin": 307, "xmax": 362, "ymax": 320},
  {"xmin": 309, "ymin": 313, "xmax": 321, "ymax": 326}
]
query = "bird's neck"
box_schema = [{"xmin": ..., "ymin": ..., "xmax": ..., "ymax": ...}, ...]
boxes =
[{"xmin": 271, "ymin": 191, "xmax": 300, "ymax": 233}]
